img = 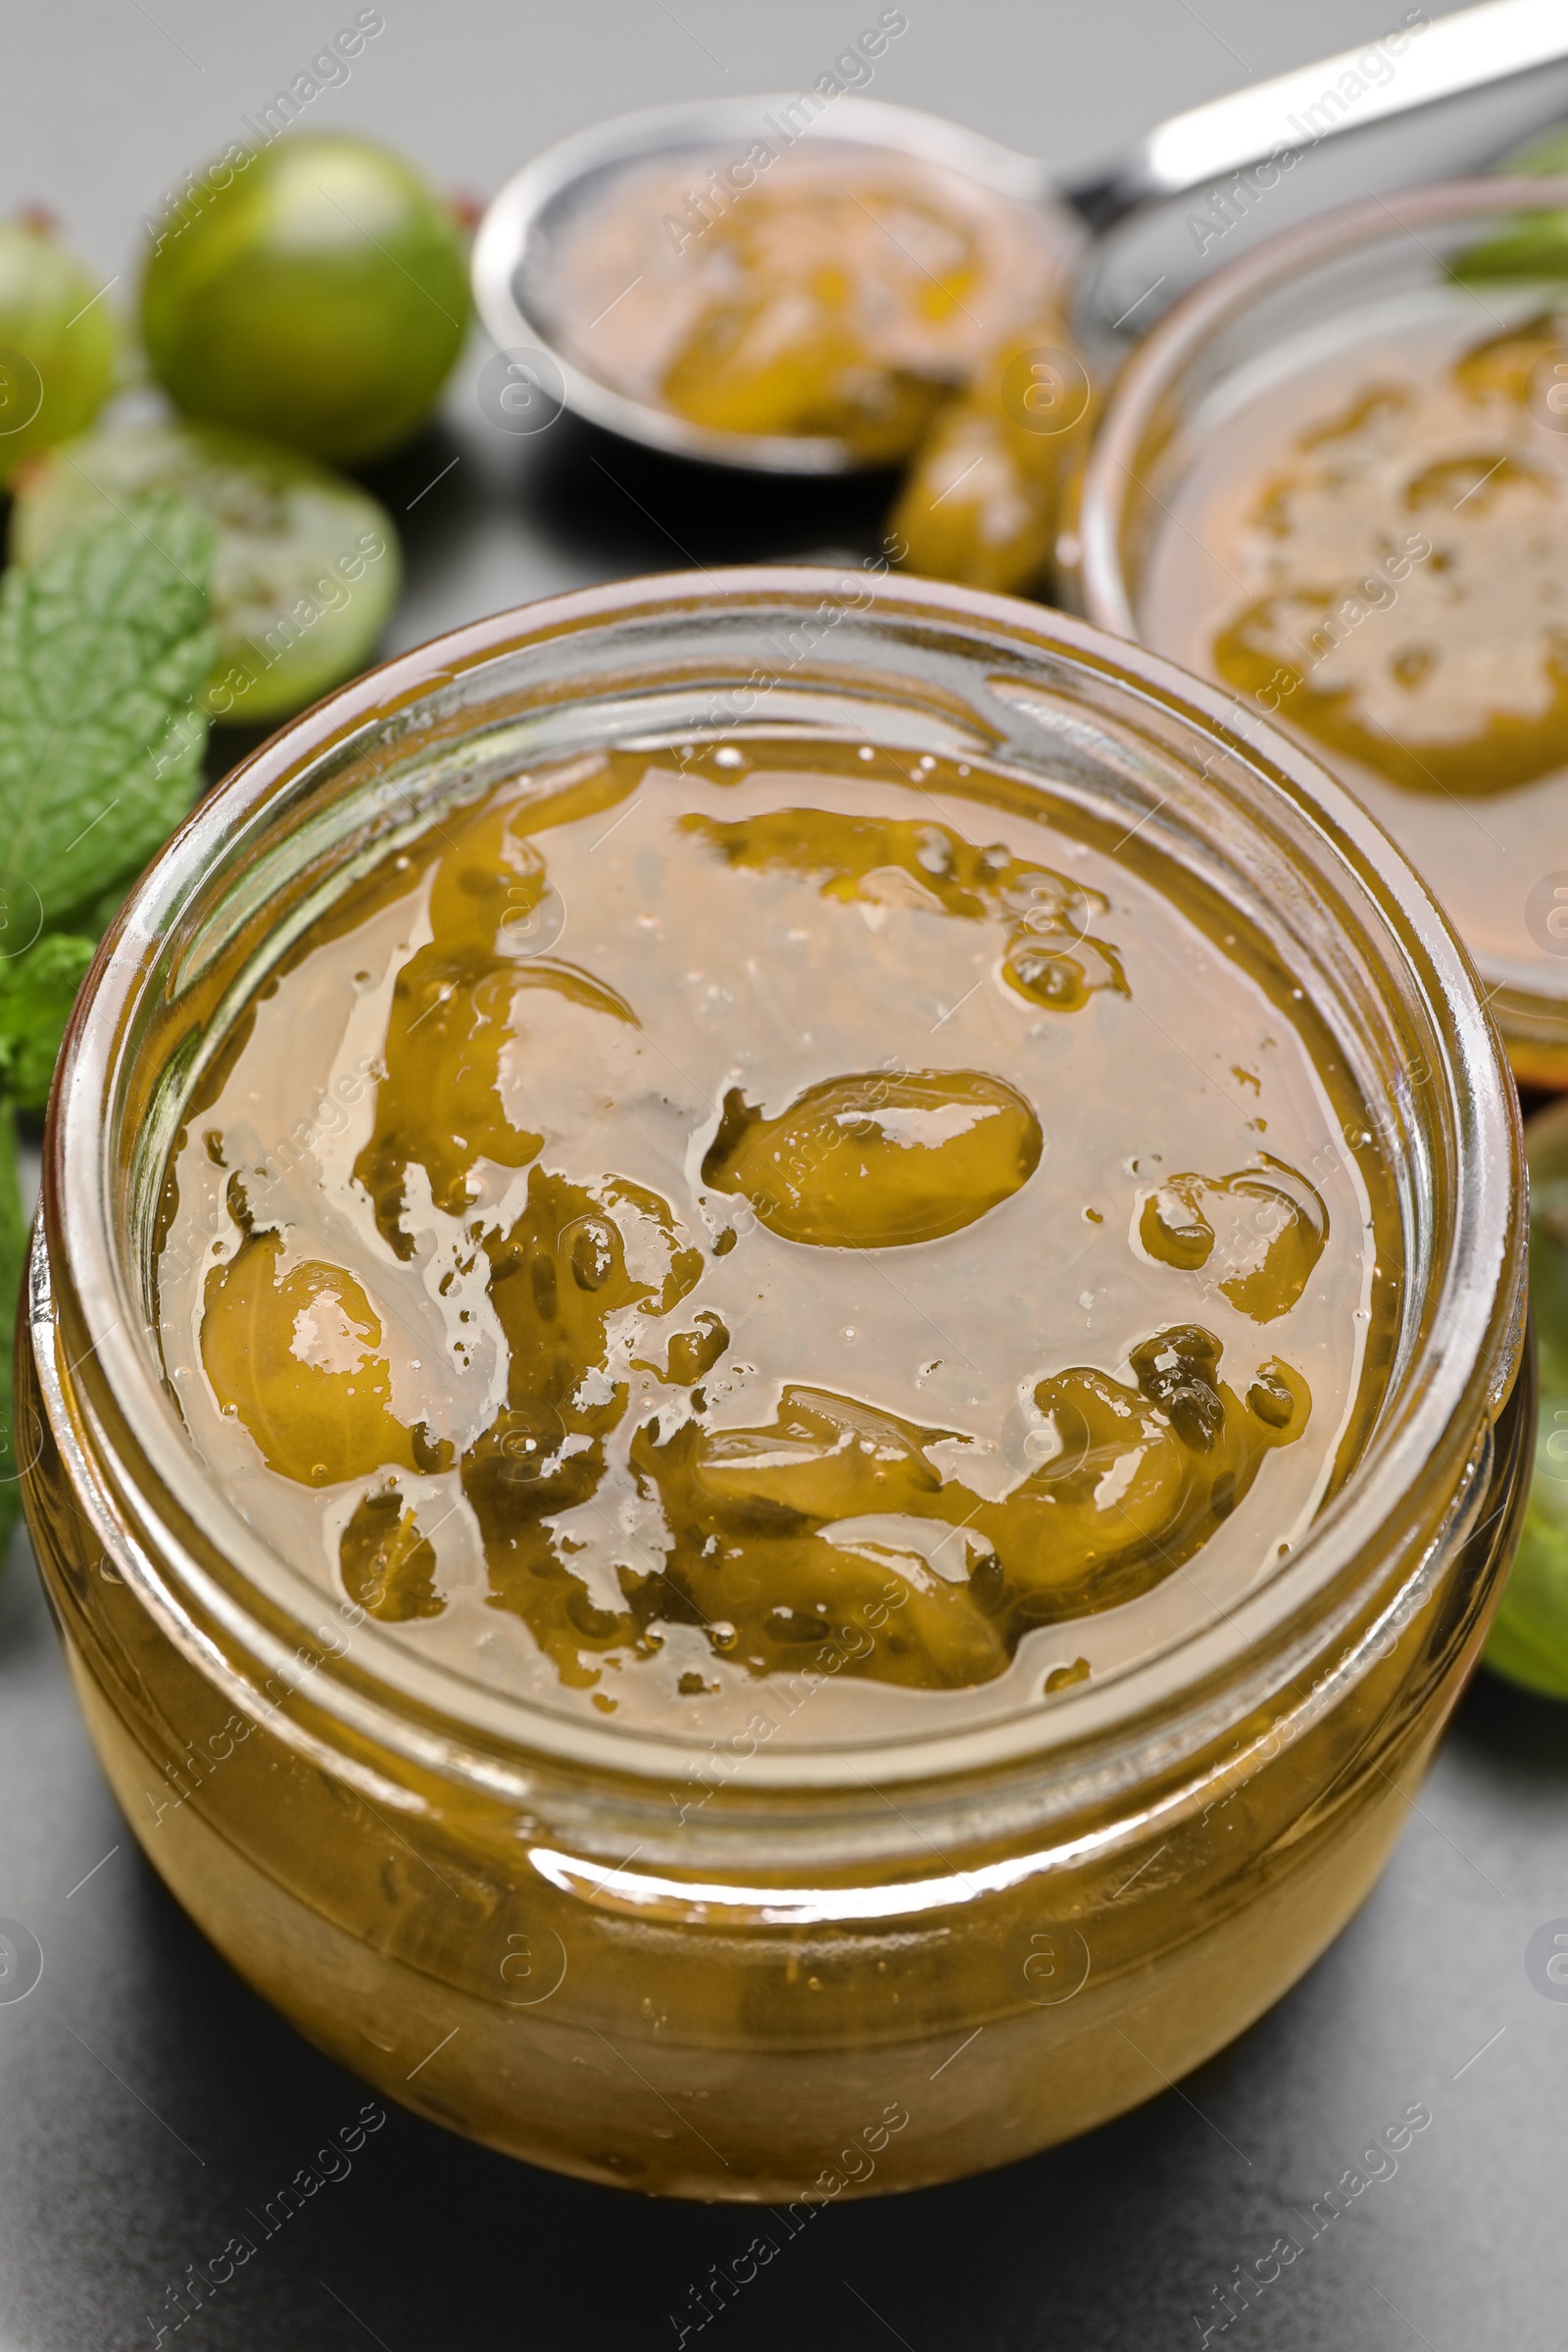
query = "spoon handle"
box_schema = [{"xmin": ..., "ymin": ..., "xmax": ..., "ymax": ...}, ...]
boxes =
[{"xmin": 1063, "ymin": 0, "xmax": 1568, "ymax": 230}]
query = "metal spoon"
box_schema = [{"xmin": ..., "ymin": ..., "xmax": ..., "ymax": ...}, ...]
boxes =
[{"xmin": 471, "ymin": 0, "xmax": 1568, "ymax": 474}]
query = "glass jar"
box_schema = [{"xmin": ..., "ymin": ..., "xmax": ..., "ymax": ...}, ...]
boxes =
[
  {"xmin": 1075, "ymin": 176, "xmax": 1568, "ymax": 1091},
  {"xmin": 21, "ymin": 569, "xmax": 1528, "ymax": 2202}
]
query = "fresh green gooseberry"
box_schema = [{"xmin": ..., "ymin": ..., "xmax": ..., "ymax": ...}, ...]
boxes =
[
  {"xmin": 139, "ymin": 133, "xmax": 468, "ymax": 464},
  {"xmin": 1453, "ymin": 125, "xmax": 1568, "ymax": 283},
  {"xmin": 10, "ymin": 419, "xmax": 401, "ymax": 725},
  {"xmin": 1485, "ymin": 1098, "xmax": 1568, "ymax": 1697},
  {"xmin": 0, "ymin": 215, "xmax": 116, "ymax": 485}
]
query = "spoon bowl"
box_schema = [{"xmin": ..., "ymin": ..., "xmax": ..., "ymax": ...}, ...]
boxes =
[{"xmin": 471, "ymin": 93, "xmax": 1075, "ymax": 474}]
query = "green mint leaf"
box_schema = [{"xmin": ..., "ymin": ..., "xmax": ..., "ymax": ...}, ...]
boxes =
[
  {"xmin": 1454, "ymin": 122, "xmax": 1568, "ymax": 283},
  {"xmin": 0, "ymin": 1101, "xmax": 27, "ymax": 1548},
  {"xmin": 0, "ymin": 932, "xmax": 97, "ymax": 1112},
  {"xmin": 0, "ymin": 492, "xmax": 217, "ymax": 939}
]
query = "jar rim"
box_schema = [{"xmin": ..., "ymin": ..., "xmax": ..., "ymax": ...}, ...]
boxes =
[{"xmin": 37, "ymin": 566, "xmax": 1524, "ymax": 1795}]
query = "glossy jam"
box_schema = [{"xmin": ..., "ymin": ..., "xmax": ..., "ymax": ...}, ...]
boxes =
[
  {"xmin": 1140, "ymin": 304, "xmax": 1568, "ymax": 1076},
  {"xmin": 156, "ymin": 736, "xmax": 1393, "ymax": 1738},
  {"xmin": 890, "ymin": 324, "xmax": 1096, "ymax": 595},
  {"xmin": 1199, "ymin": 315, "xmax": 1568, "ymax": 799}
]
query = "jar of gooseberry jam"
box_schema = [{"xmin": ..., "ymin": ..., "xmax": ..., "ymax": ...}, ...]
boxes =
[
  {"xmin": 20, "ymin": 570, "xmax": 1528, "ymax": 2200},
  {"xmin": 1076, "ymin": 177, "xmax": 1568, "ymax": 1091}
]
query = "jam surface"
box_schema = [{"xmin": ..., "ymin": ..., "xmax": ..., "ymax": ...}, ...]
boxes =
[
  {"xmin": 1143, "ymin": 304, "xmax": 1568, "ymax": 993},
  {"xmin": 156, "ymin": 737, "xmax": 1393, "ymax": 1732},
  {"xmin": 1205, "ymin": 314, "xmax": 1568, "ymax": 800}
]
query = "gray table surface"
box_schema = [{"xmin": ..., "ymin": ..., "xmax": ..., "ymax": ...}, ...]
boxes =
[{"xmin": 6, "ymin": 6, "xmax": 1568, "ymax": 2346}]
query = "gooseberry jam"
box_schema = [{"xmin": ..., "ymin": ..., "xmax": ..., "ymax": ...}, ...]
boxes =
[
  {"xmin": 1079, "ymin": 181, "xmax": 1568, "ymax": 1087},
  {"xmin": 22, "ymin": 575, "xmax": 1526, "ymax": 2198}
]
